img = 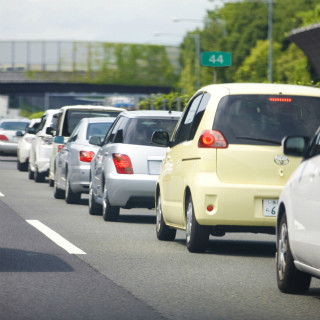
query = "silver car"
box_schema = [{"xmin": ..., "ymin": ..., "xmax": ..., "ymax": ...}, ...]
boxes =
[
  {"xmin": 89, "ymin": 110, "xmax": 181, "ymax": 221},
  {"xmin": 54, "ymin": 117, "xmax": 116, "ymax": 204},
  {"xmin": 0, "ymin": 119, "xmax": 30, "ymax": 155}
]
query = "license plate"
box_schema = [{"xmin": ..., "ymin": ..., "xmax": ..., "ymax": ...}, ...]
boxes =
[{"xmin": 263, "ymin": 199, "xmax": 278, "ymax": 217}]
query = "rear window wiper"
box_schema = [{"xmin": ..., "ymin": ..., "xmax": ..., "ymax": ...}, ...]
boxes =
[{"xmin": 235, "ymin": 136, "xmax": 281, "ymax": 145}]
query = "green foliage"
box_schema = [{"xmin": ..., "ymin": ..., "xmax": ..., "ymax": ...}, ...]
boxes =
[
  {"xmin": 180, "ymin": 0, "xmax": 320, "ymax": 90},
  {"xmin": 138, "ymin": 92, "xmax": 190, "ymax": 112}
]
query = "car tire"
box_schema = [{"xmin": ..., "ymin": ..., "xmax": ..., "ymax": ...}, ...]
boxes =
[
  {"xmin": 49, "ymin": 179, "xmax": 54, "ymax": 187},
  {"xmin": 53, "ymin": 178, "xmax": 65, "ymax": 199},
  {"xmin": 185, "ymin": 194, "xmax": 209, "ymax": 253},
  {"xmin": 28, "ymin": 163, "xmax": 34, "ymax": 180},
  {"xmin": 156, "ymin": 192, "xmax": 176, "ymax": 241},
  {"xmin": 65, "ymin": 171, "xmax": 81, "ymax": 204},
  {"xmin": 89, "ymin": 181, "xmax": 102, "ymax": 215},
  {"xmin": 17, "ymin": 160, "xmax": 28, "ymax": 172},
  {"xmin": 102, "ymin": 182, "xmax": 119, "ymax": 221},
  {"xmin": 276, "ymin": 213, "xmax": 311, "ymax": 293},
  {"xmin": 34, "ymin": 167, "xmax": 45, "ymax": 182}
]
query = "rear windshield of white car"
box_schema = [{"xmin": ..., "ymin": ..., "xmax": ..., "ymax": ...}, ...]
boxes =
[
  {"xmin": 63, "ymin": 110, "xmax": 121, "ymax": 136},
  {"xmin": 213, "ymin": 94, "xmax": 320, "ymax": 146},
  {"xmin": 0, "ymin": 121, "xmax": 30, "ymax": 131},
  {"xmin": 123, "ymin": 117, "xmax": 179, "ymax": 146},
  {"xmin": 86, "ymin": 122, "xmax": 113, "ymax": 140}
]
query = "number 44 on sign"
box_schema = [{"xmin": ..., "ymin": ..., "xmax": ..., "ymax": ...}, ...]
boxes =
[{"xmin": 201, "ymin": 51, "xmax": 232, "ymax": 67}]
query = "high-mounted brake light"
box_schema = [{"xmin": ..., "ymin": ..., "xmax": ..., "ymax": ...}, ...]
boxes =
[
  {"xmin": 198, "ymin": 130, "xmax": 228, "ymax": 148},
  {"xmin": 79, "ymin": 151, "xmax": 95, "ymax": 162},
  {"xmin": 112, "ymin": 153, "xmax": 133, "ymax": 174},
  {"xmin": 269, "ymin": 97, "xmax": 292, "ymax": 102},
  {"xmin": 0, "ymin": 135, "xmax": 8, "ymax": 141}
]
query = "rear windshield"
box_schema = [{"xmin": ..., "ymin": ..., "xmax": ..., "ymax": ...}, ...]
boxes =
[
  {"xmin": 213, "ymin": 94, "xmax": 320, "ymax": 146},
  {"xmin": 123, "ymin": 117, "xmax": 178, "ymax": 146},
  {"xmin": 62, "ymin": 110, "xmax": 121, "ymax": 136},
  {"xmin": 0, "ymin": 121, "xmax": 29, "ymax": 131},
  {"xmin": 86, "ymin": 122, "xmax": 113, "ymax": 140}
]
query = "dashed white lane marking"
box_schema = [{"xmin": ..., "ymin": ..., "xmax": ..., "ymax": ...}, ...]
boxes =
[
  {"xmin": 0, "ymin": 192, "xmax": 4, "ymax": 197},
  {"xmin": 26, "ymin": 220, "xmax": 86, "ymax": 255}
]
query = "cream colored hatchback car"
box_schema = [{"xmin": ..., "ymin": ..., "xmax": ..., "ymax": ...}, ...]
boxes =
[{"xmin": 152, "ymin": 83, "xmax": 320, "ymax": 253}]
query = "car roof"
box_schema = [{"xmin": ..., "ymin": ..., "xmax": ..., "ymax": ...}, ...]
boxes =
[
  {"xmin": 120, "ymin": 110, "xmax": 182, "ymax": 119},
  {"xmin": 58, "ymin": 105, "xmax": 125, "ymax": 112},
  {"xmin": 200, "ymin": 83, "xmax": 320, "ymax": 97},
  {"xmin": 0, "ymin": 118, "xmax": 30, "ymax": 123},
  {"xmin": 79, "ymin": 117, "xmax": 116, "ymax": 124}
]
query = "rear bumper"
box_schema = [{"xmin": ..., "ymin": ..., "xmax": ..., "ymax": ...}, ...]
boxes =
[
  {"xmin": 0, "ymin": 142, "xmax": 18, "ymax": 154},
  {"xmin": 106, "ymin": 172, "xmax": 158, "ymax": 208},
  {"xmin": 191, "ymin": 172, "xmax": 281, "ymax": 228}
]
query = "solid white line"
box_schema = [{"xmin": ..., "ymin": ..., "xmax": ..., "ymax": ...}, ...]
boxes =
[
  {"xmin": 26, "ymin": 220, "xmax": 86, "ymax": 255},
  {"xmin": 0, "ymin": 192, "xmax": 4, "ymax": 197}
]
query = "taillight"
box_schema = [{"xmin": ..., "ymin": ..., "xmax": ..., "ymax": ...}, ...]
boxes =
[
  {"xmin": 198, "ymin": 130, "xmax": 228, "ymax": 148},
  {"xmin": 79, "ymin": 151, "xmax": 95, "ymax": 162},
  {"xmin": 112, "ymin": 153, "xmax": 133, "ymax": 174},
  {"xmin": 0, "ymin": 135, "xmax": 8, "ymax": 141},
  {"xmin": 57, "ymin": 144, "xmax": 64, "ymax": 152}
]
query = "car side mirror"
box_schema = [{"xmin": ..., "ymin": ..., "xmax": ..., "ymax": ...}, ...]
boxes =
[
  {"xmin": 26, "ymin": 127, "xmax": 36, "ymax": 134},
  {"xmin": 16, "ymin": 130, "xmax": 24, "ymax": 137},
  {"xmin": 46, "ymin": 127, "xmax": 55, "ymax": 136},
  {"xmin": 282, "ymin": 136, "xmax": 310, "ymax": 157},
  {"xmin": 151, "ymin": 131, "xmax": 170, "ymax": 147},
  {"xmin": 54, "ymin": 136, "xmax": 64, "ymax": 144},
  {"xmin": 89, "ymin": 136, "xmax": 102, "ymax": 146}
]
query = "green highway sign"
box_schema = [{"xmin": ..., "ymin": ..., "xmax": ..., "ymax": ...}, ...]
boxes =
[{"xmin": 201, "ymin": 51, "xmax": 232, "ymax": 67}]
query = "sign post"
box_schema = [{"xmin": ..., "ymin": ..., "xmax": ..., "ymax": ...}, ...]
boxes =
[{"xmin": 201, "ymin": 51, "xmax": 232, "ymax": 83}]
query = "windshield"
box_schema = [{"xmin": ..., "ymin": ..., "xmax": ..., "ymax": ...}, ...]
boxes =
[
  {"xmin": 0, "ymin": 121, "xmax": 30, "ymax": 131},
  {"xmin": 213, "ymin": 94, "xmax": 320, "ymax": 146},
  {"xmin": 123, "ymin": 117, "xmax": 179, "ymax": 146},
  {"xmin": 86, "ymin": 122, "xmax": 113, "ymax": 140},
  {"xmin": 62, "ymin": 110, "xmax": 121, "ymax": 136}
]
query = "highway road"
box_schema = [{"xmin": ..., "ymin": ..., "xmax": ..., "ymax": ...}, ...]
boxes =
[{"xmin": 0, "ymin": 155, "xmax": 319, "ymax": 320}]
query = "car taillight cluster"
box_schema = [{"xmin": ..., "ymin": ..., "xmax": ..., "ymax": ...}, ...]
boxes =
[
  {"xmin": 0, "ymin": 135, "xmax": 8, "ymax": 141},
  {"xmin": 112, "ymin": 153, "xmax": 133, "ymax": 174},
  {"xmin": 198, "ymin": 130, "xmax": 228, "ymax": 148},
  {"xmin": 57, "ymin": 144, "xmax": 64, "ymax": 152},
  {"xmin": 79, "ymin": 151, "xmax": 95, "ymax": 162}
]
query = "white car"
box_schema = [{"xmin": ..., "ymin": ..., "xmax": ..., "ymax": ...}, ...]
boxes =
[
  {"xmin": 54, "ymin": 117, "xmax": 116, "ymax": 204},
  {"xmin": 276, "ymin": 130, "xmax": 320, "ymax": 293},
  {"xmin": 47, "ymin": 105, "xmax": 124, "ymax": 187},
  {"xmin": 17, "ymin": 118, "xmax": 41, "ymax": 171},
  {"xmin": 0, "ymin": 118, "xmax": 30, "ymax": 155},
  {"xmin": 29, "ymin": 109, "xmax": 59, "ymax": 182}
]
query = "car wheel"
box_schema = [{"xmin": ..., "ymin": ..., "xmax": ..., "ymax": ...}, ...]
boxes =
[
  {"xmin": 34, "ymin": 167, "xmax": 45, "ymax": 182},
  {"xmin": 185, "ymin": 194, "xmax": 209, "ymax": 253},
  {"xmin": 102, "ymin": 182, "xmax": 119, "ymax": 221},
  {"xmin": 53, "ymin": 178, "xmax": 65, "ymax": 199},
  {"xmin": 156, "ymin": 192, "xmax": 176, "ymax": 241},
  {"xmin": 276, "ymin": 213, "xmax": 311, "ymax": 293},
  {"xmin": 49, "ymin": 179, "xmax": 54, "ymax": 187},
  {"xmin": 89, "ymin": 181, "xmax": 102, "ymax": 215},
  {"xmin": 28, "ymin": 163, "xmax": 34, "ymax": 180},
  {"xmin": 17, "ymin": 160, "xmax": 28, "ymax": 171},
  {"xmin": 65, "ymin": 171, "xmax": 81, "ymax": 204}
]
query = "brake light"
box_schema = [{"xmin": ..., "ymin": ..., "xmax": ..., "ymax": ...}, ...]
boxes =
[
  {"xmin": 0, "ymin": 135, "xmax": 8, "ymax": 141},
  {"xmin": 57, "ymin": 144, "xmax": 64, "ymax": 152},
  {"xmin": 198, "ymin": 130, "xmax": 228, "ymax": 148},
  {"xmin": 112, "ymin": 153, "xmax": 133, "ymax": 174},
  {"xmin": 269, "ymin": 97, "xmax": 292, "ymax": 102},
  {"xmin": 79, "ymin": 151, "xmax": 95, "ymax": 162}
]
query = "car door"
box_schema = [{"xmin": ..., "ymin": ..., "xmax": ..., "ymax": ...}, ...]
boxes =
[
  {"xmin": 291, "ymin": 132, "xmax": 320, "ymax": 268},
  {"xmin": 93, "ymin": 116, "xmax": 128, "ymax": 199},
  {"xmin": 161, "ymin": 92, "xmax": 210, "ymax": 227}
]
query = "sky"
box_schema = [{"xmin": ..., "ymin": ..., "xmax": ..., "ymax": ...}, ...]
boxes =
[{"xmin": 0, "ymin": 0, "xmax": 223, "ymax": 46}]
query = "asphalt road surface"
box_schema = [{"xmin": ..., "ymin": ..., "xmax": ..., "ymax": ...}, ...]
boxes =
[{"xmin": 1, "ymin": 155, "xmax": 319, "ymax": 320}]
